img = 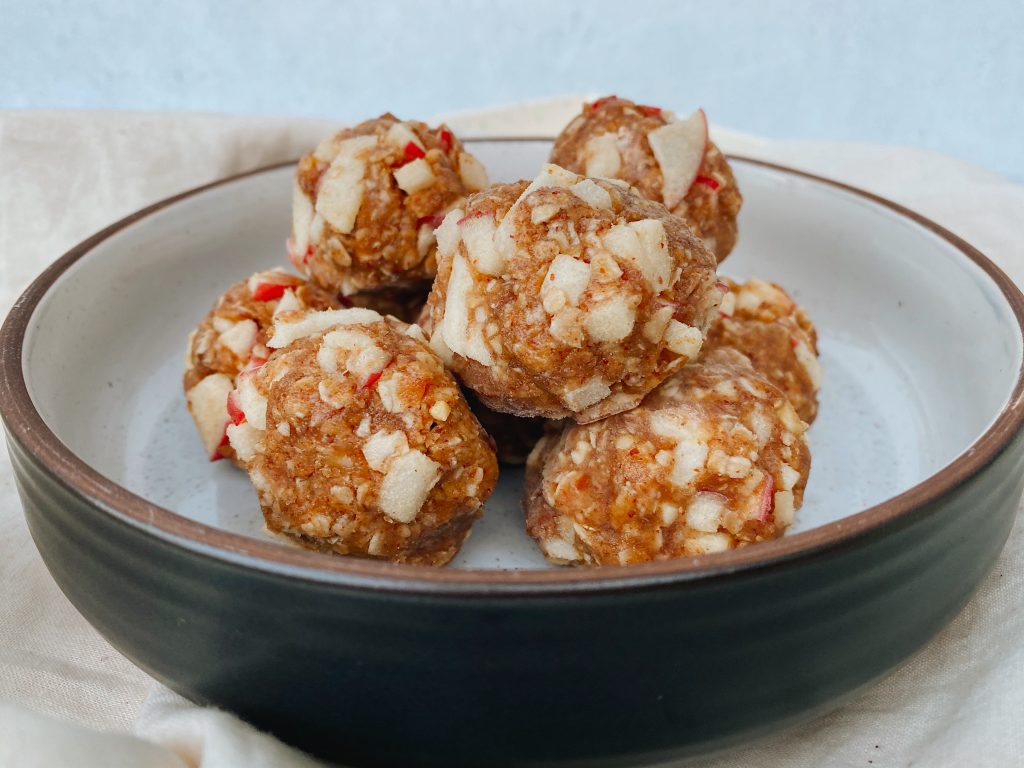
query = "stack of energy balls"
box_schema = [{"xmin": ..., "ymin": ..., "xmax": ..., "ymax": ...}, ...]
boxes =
[{"xmin": 184, "ymin": 98, "xmax": 821, "ymax": 568}]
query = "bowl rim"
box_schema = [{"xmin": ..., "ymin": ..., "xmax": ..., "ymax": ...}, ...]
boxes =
[{"xmin": 3, "ymin": 142, "xmax": 1024, "ymax": 597}]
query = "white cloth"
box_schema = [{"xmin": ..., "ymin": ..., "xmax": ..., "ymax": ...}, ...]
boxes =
[{"xmin": 1, "ymin": 98, "xmax": 1023, "ymax": 767}]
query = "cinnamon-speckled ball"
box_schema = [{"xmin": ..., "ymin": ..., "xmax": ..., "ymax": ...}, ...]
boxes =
[
  {"xmin": 524, "ymin": 348, "xmax": 810, "ymax": 566},
  {"xmin": 424, "ymin": 164, "xmax": 722, "ymax": 423},
  {"xmin": 706, "ymin": 278, "xmax": 822, "ymax": 423},
  {"xmin": 550, "ymin": 96, "xmax": 742, "ymax": 262},
  {"xmin": 184, "ymin": 269, "xmax": 340, "ymax": 463},
  {"xmin": 225, "ymin": 308, "xmax": 497, "ymax": 566},
  {"xmin": 289, "ymin": 114, "xmax": 488, "ymax": 296}
]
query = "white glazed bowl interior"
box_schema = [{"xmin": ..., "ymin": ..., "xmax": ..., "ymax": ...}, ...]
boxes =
[{"xmin": 22, "ymin": 141, "xmax": 1023, "ymax": 569}]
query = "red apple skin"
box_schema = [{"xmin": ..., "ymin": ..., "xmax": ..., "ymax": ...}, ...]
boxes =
[
  {"xmin": 251, "ymin": 282, "xmax": 289, "ymax": 301},
  {"xmin": 226, "ymin": 391, "xmax": 246, "ymax": 425},
  {"xmin": 758, "ymin": 475, "xmax": 775, "ymax": 522}
]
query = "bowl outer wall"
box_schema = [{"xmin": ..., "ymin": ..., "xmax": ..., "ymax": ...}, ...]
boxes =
[
  {"xmin": 4, "ymin": 154, "xmax": 1024, "ymax": 765},
  {"xmin": 7, "ymin": 420, "xmax": 1023, "ymax": 766}
]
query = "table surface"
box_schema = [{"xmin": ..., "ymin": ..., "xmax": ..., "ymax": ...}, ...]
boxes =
[{"xmin": 1, "ymin": 102, "xmax": 1023, "ymax": 766}]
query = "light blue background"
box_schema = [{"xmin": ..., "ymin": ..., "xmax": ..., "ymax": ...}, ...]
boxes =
[{"xmin": 3, "ymin": 0, "xmax": 1022, "ymax": 179}]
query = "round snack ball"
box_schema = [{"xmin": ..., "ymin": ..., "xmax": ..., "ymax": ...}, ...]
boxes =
[
  {"xmin": 424, "ymin": 164, "xmax": 723, "ymax": 423},
  {"xmin": 184, "ymin": 269, "xmax": 341, "ymax": 463},
  {"xmin": 288, "ymin": 114, "xmax": 489, "ymax": 296},
  {"xmin": 549, "ymin": 96, "xmax": 742, "ymax": 262},
  {"xmin": 225, "ymin": 308, "xmax": 498, "ymax": 566},
  {"xmin": 524, "ymin": 348, "xmax": 811, "ymax": 566},
  {"xmin": 706, "ymin": 278, "xmax": 822, "ymax": 423}
]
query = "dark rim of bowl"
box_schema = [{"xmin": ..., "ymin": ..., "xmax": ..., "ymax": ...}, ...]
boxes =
[{"xmin": 2, "ymin": 141, "xmax": 1024, "ymax": 597}]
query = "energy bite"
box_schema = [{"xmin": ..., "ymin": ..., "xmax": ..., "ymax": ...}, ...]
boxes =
[
  {"xmin": 184, "ymin": 269, "xmax": 341, "ymax": 462},
  {"xmin": 424, "ymin": 164, "xmax": 722, "ymax": 423},
  {"xmin": 288, "ymin": 114, "xmax": 488, "ymax": 296},
  {"xmin": 524, "ymin": 348, "xmax": 810, "ymax": 566},
  {"xmin": 549, "ymin": 96, "xmax": 742, "ymax": 262},
  {"xmin": 706, "ymin": 278, "xmax": 822, "ymax": 423},
  {"xmin": 226, "ymin": 308, "xmax": 498, "ymax": 566}
]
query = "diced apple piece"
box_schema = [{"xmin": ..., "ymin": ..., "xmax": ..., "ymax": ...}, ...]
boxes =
[
  {"xmin": 541, "ymin": 536, "xmax": 580, "ymax": 563},
  {"xmin": 602, "ymin": 219, "xmax": 671, "ymax": 291},
  {"xmin": 428, "ymin": 326, "xmax": 454, "ymax": 367},
  {"xmin": 251, "ymin": 282, "xmax": 288, "ymax": 301},
  {"xmin": 273, "ymin": 288, "xmax": 303, "ymax": 317},
  {"xmin": 792, "ymin": 337, "xmax": 823, "ymax": 389},
  {"xmin": 779, "ymin": 463, "xmax": 801, "ymax": 491},
  {"xmin": 362, "ymin": 430, "xmax": 409, "ymax": 472},
  {"xmin": 235, "ymin": 375, "xmax": 268, "ymax": 431},
  {"xmin": 429, "ymin": 401, "xmax": 451, "ymax": 421},
  {"xmin": 583, "ymin": 133, "xmax": 622, "ymax": 178},
  {"xmin": 458, "ymin": 152, "xmax": 488, "ymax": 191},
  {"xmin": 548, "ymin": 307, "xmax": 584, "ymax": 348},
  {"xmin": 437, "ymin": 128, "xmax": 453, "ymax": 152},
  {"xmin": 663, "ymin": 319, "xmax": 703, "ymax": 360},
  {"xmin": 685, "ymin": 491, "xmax": 727, "ymax": 533},
  {"xmin": 218, "ymin": 319, "xmax": 258, "ymax": 358},
  {"xmin": 562, "ymin": 378, "xmax": 611, "ymax": 412},
  {"xmin": 779, "ymin": 399, "xmax": 804, "ymax": 434},
  {"xmin": 416, "ymin": 222, "xmax": 436, "ymax": 258},
  {"xmin": 291, "ymin": 180, "xmax": 314, "ymax": 256},
  {"xmin": 718, "ymin": 289, "xmax": 736, "ymax": 318},
  {"xmin": 589, "ymin": 250, "xmax": 622, "ymax": 282},
  {"xmin": 379, "ymin": 450, "xmax": 442, "ymax": 523},
  {"xmin": 569, "ymin": 179, "xmax": 612, "ymax": 209},
  {"xmin": 647, "ymin": 108, "xmax": 708, "ymax": 209},
  {"xmin": 247, "ymin": 268, "xmax": 295, "ymax": 297},
  {"xmin": 602, "ymin": 222, "xmax": 642, "ymax": 262},
  {"xmin": 459, "ymin": 214, "xmax": 502, "ymax": 276},
  {"xmin": 385, "ymin": 122, "xmax": 425, "ymax": 151},
  {"xmin": 315, "ymin": 135, "xmax": 377, "ymax": 234},
  {"xmin": 269, "ymin": 307, "xmax": 382, "ymax": 348},
  {"xmin": 440, "ymin": 253, "xmax": 493, "ymax": 366},
  {"xmin": 226, "ymin": 422, "xmax": 261, "ymax": 463},
  {"xmin": 543, "ymin": 255, "xmax": 591, "ymax": 308},
  {"xmin": 583, "ymin": 297, "xmax": 636, "ymax": 342},
  {"xmin": 312, "ymin": 134, "xmax": 342, "ymax": 163},
  {"xmin": 393, "ymin": 158, "xmax": 435, "ymax": 195},
  {"xmin": 628, "ymin": 219, "xmax": 672, "ymax": 291},
  {"xmin": 401, "ymin": 142, "xmax": 426, "ymax": 163},
  {"xmin": 319, "ymin": 327, "xmax": 391, "ymax": 385},
  {"xmin": 375, "ymin": 374, "xmax": 404, "ymax": 412},
  {"xmin": 758, "ymin": 475, "xmax": 775, "ymax": 522},
  {"xmin": 691, "ymin": 532, "xmax": 732, "ymax": 554},
  {"xmin": 522, "ymin": 164, "xmax": 580, "ymax": 195},
  {"xmin": 186, "ymin": 373, "xmax": 234, "ymax": 457},
  {"xmin": 650, "ymin": 412, "xmax": 709, "ymax": 486},
  {"xmin": 240, "ymin": 355, "xmax": 267, "ymax": 376},
  {"xmin": 642, "ymin": 305, "xmax": 674, "ymax": 342},
  {"xmin": 434, "ymin": 208, "xmax": 463, "ymax": 256},
  {"xmin": 774, "ymin": 489, "xmax": 795, "ymax": 526},
  {"xmin": 226, "ymin": 390, "xmax": 245, "ymax": 425},
  {"xmin": 530, "ymin": 203, "xmax": 560, "ymax": 224}
]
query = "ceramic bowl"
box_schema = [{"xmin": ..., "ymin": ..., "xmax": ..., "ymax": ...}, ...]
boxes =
[{"xmin": 3, "ymin": 140, "xmax": 1023, "ymax": 767}]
